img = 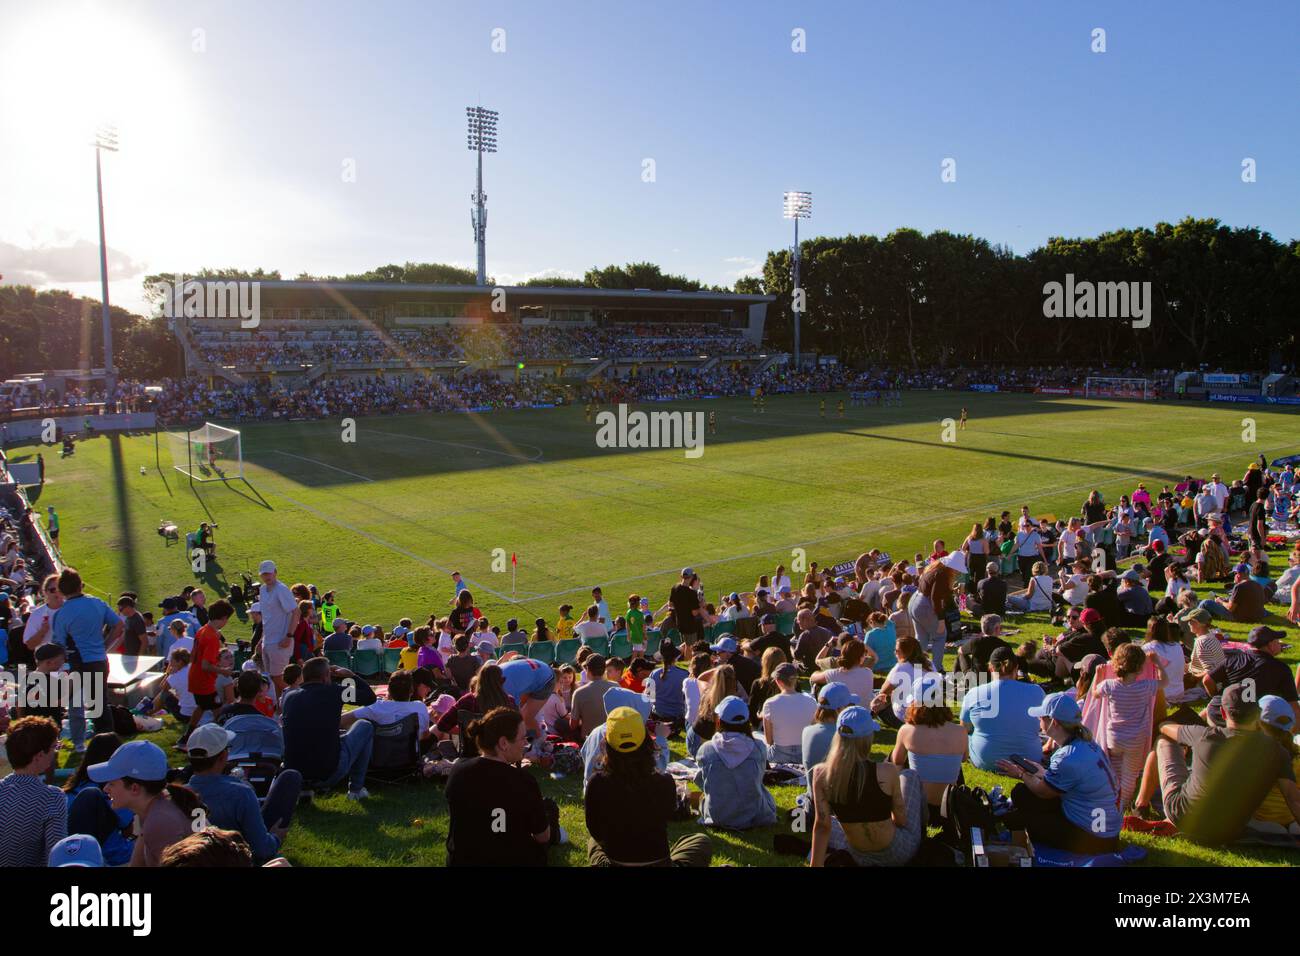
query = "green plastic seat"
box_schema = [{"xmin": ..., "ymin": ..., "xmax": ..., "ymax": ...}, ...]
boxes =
[
  {"xmin": 555, "ymin": 638, "xmax": 582, "ymax": 665},
  {"xmin": 325, "ymin": 649, "xmax": 352, "ymax": 669},
  {"xmin": 582, "ymin": 635, "xmax": 611, "ymax": 658},
  {"xmin": 527, "ymin": 641, "xmax": 556, "ymax": 664},
  {"xmin": 776, "ymin": 611, "xmax": 797, "ymax": 634},
  {"xmin": 382, "ymin": 647, "xmax": 403, "ymax": 673},
  {"xmin": 352, "ymin": 648, "xmax": 383, "ymax": 677},
  {"xmin": 609, "ymin": 633, "xmax": 633, "ymax": 660}
]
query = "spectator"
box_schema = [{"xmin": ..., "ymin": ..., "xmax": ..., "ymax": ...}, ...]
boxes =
[
  {"xmin": 50, "ymin": 567, "xmax": 122, "ymax": 750},
  {"xmin": 695, "ymin": 696, "xmax": 777, "ymax": 829},
  {"xmin": 281, "ymin": 657, "xmax": 377, "ymax": 800},
  {"xmin": 810, "ymin": 636, "xmax": 876, "ymax": 701},
  {"xmin": 961, "ymin": 646, "xmax": 1046, "ymax": 772},
  {"xmin": 88, "ymin": 740, "xmax": 202, "ymax": 866},
  {"xmin": 585, "ymin": 706, "xmax": 712, "ymax": 867},
  {"xmin": 257, "ymin": 561, "xmax": 300, "ymax": 696},
  {"xmin": 892, "ymin": 672, "xmax": 968, "ymax": 824},
  {"xmin": 810, "ymin": 706, "xmax": 924, "ymax": 867},
  {"xmin": 183, "ymin": 598, "xmax": 235, "ymax": 748},
  {"xmin": 0, "ymin": 716, "xmax": 66, "ymax": 866},
  {"xmin": 997, "ymin": 692, "xmax": 1121, "ymax": 854},
  {"xmin": 1199, "ymin": 564, "xmax": 1267, "ymax": 623},
  {"xmin": 760, "ymin": 663, "xmax": 817, "ymax": 763},
  {"xmin": 444, "ymin": 708, "xmax": 558, "ymax": 866},
  {"xmin": 1204, "ymin": 626, "xmax": 1300, "ymax": 728},
  {"xmin": 186, "ymin": 723, "xmax": 301, "ymax": 864},
  {"xmin": 643, "ymin": 640, "xmax": 687, "ymax": 729}
]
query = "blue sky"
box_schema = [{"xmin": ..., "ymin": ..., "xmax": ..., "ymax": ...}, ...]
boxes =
[{"xmin": 1, "ymin": 0, "xmax": 1296, "ymax": 313}]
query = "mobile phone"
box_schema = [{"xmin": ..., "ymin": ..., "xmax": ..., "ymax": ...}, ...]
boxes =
[{"xmin": 1010, "ymin": 754, "xmax": 1038, "ymax": 775}]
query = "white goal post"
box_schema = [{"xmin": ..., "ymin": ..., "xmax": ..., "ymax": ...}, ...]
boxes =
[
  {"xmin": 167, "ymin": 422, "xmax": 244, "ymax": 481},
  {"xmin": 1084, "ymin": 377, "xmax": 1151, "ymax": 400}
]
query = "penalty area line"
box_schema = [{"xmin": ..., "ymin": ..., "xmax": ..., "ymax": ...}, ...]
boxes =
[{"xmin": 268, "ymin": 450, "xmax": 374, "ymax": 483}]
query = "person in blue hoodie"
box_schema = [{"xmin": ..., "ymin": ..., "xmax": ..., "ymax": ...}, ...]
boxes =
[
  {"xmin": 63, "ymin": 733, "xmax": 136, "ymax": 866},
  {"xmin": 695, "ymin": 696, "xmax": 777, "ymax": 829}
]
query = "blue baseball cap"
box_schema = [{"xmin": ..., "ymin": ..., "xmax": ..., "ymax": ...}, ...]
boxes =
[
  {"xmin": 49, "ymin": 834, "xmax": 103, "ymax": 868},
  {"xmin": 1259, "ymin": 695, "xmax": 1295, "ymax": 732},
  {"xmin": 710, "ymin": 636, "xmax": 738, "ymax": 654},
  {"xmin": 816, "ymin": 682, "xmax": 860, "ymax": 710},
  {"xmin": 87, "ymin": 740, "xmax": 169, "ymax": 783},
  {"xmin": 715, "ymin": 695, "xmax": 750, "ymax": 725},
  {"xmin": 1027, "ymin": 691, "xmax": 1082, "ymax": 725},
  {"xmin": 836, "ymin": 706, "xmax": 880, "ymax": 738}
]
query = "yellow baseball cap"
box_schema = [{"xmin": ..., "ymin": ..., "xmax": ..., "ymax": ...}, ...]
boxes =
[{"xmin": 604, "ymin": 706, "xmax": 647, "ymax": 752}]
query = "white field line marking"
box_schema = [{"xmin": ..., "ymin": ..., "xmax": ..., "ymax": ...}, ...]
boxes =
[
  {"xmin": 268, "ymin": 488, "xmax": 522, "ymax": 605},
  {"xmin": 519, "ymin": 441, "xmax": 1300, "ymax": 601},
  {"xmin": 269, "ymin": 450, "xmax": 374, "ymax": 482},
  {"xmin": 368, "ymin": 429, "xmax": 545, "ymax": 462}
]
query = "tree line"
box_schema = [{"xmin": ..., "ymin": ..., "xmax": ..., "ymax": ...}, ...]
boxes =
[{"xmin": 3, "ymin": 217, "xmax": 1295, "ymax": 381}]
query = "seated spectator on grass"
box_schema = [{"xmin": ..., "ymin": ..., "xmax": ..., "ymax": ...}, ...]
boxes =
[
  {"xmin": 863, "ymin": 611, "xmax": 897, "ymax": 673},
  {"xmin": 892, "ymin": 672, "xmax": 968, "ymax": 824},
  {"xmin": 445, "ymin": 707, "xmax": 558, "ymax": 867},
  {"xmin": 1142, "ymin": 617, "xmax": 1187, "ymax": 704},
  {"xmin": 1083, "ymin": 571, "xmax": 1123, "ymax": 627},
  {"xmin": 1248, "ymin": 696, "xmax": 1300, "ymax": 835},
  {"xmin": 761, "ymin": 663, "xmax": 817, "ymax": 763},
  {"xmin": 695, "ymin": 696, "xmax": 777, "ymax": 830},
  {"xmin": 792, "ymin": 608, "xmax": 834, "ymax": 674},
  {"xmin": 216, "ymin": 671, "xmax": 267, "ymax": 724},
  {"xmin": 0, "ymin": 716, "xmax": 65, "ymax": 866},
  {"xmin": 88, "ymin": 739, "xmax": 203, "ymax": 866},
  {"xmin": 870, "ymin": 635, "xmax": 932, "ymax": 730},
  {"xmin": 620, "ymin": 657, "xmax": 653, "ymax": 694},
  {"xmin": 64, "ymin": 733, "xmax": 135, "ymax": 866},
  {"xmin": 811, "ymin": 636, "xmax": 876, "ymax": 702},
  {"xmin": 1027, "ymin": 608, "xmax": 1107, "ymax": 681},
  {"xmin": 585, "ymin": 706, "xmax": 711, "ymax": 867},
  {"xmin": 955, "ymin": 614, "xmax": 1013, "ymax": 674},
  {"xmin": 810, "ymin": 706, "xmax": 924, "ymax": 867},
  {"xmin": 446, "ymin": 634, "xmax": 481, "ymax": 694},
  {"xmin": 570, "ymin": 654, "xmax": 613, "ymax": 739},
  {"xmin": 185, "ymin": 723, "xmax": 301, "ymax": 864},
  {"xmin": 579, "ymin": 685, "xmax": 666, "ymax": 791},
  {"xmin": 997, "ymin": 692, "xmax": 1121, "ymax": 855},
  {"xmin": 1198, "ymin": 564, "xmax": 1267, "ymax": 623},
  {"xmin": 802, "ymin": 683, "xmax": 860, "ymax": 789},
  {"xmin": 961, "ymin": 646, "xmax": 1045, "ymax": 773},
  {"xmin": 682, "ymin": 652, "xmax": 710, "ymax": 731},
  {"xmin": 1090, "ymin": 643, "xmax": 1163, "ymax": 810},
  {"xmin": 1116, "ymin": 569, "xmax": 1154, "ymax": 625},
  {"xmin": 1203, "ymin": 627, "xmax": 1299, "ymax": 728},
  {"xmin": 281, "ymin": 656, "xmax": 377, "ymax": 800},
  {"xmin": 1134, "ymin": 684, "xmax": 1300, "ymax": 845},
  {"xmin": 643, "ymin": 640, "xmax": 688, "ymax": 730},
  {"xmin": 1006, "ymin": 561, "xmax": 1054, "ymax": 613},
  {"xmin": 436, "ymin": 663, "xmax": 516, "ymax": 742},
  {"xmin": 710, "ymin": 634, "xmax": 760, "ymax": 695},
  {"xmin": 746, "ymin": 647, "xmax": 789, "ymax": 727},
  {"xmin": 341, "ymin": 669, "xmax": 433, "ymax": 746},
  {"xmin": 537, "ymin": 665, "xmax": 578, "ymax": 741}
]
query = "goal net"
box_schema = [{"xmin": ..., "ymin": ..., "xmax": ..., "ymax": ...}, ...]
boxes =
[
  {"xmin": 167, "ymin": 422, "xmax": 243, "ymax": 481},
  {"xmin": 1084, "ymin": 377, "xmax": 1151, "ymax": 400}
]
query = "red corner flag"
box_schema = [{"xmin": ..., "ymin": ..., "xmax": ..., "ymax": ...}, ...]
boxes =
[{"xmin": 511, "ymin": 552, "xmax": 517, "ymax": 566}]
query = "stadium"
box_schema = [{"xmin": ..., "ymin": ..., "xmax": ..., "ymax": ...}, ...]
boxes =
[{"xmin": 3, "ymin": 2, "xmax": 1300, "ymax": 917}]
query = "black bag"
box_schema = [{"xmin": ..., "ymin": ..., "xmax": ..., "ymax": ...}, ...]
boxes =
[
  {"xmin": 938, "ymin": 784, "xmax": 997, "ymax": 857},
  {"xmin": 110, "ymin": 704, "xmax": 138, "ymax": 737}
]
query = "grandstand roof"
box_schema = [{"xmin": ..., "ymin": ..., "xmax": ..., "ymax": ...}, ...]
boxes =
[{"xmin": 199, "ymin": 279, "xmax": 773, "ymax": 308}]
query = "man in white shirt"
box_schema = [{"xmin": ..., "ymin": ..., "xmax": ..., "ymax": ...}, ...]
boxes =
[
  {"xmin": 257, "ymin": 559, "xmax": 300, "ymax": 695},
  {"xmin": 574, "ymin": 605, "xmax": 608, "ymax": 643},
  {"xmin": 591, "ymin": 587, "xmax": 612, "ymax": 633}
]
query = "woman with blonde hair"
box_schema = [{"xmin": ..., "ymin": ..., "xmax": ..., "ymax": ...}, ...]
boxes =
[
  {"xmin": 810, "ymin": 706, "xmax": 924, "ymax": 866},
  {"xmin": 687, "ymin": 663, "xmax": 740, "ymax": 756}
]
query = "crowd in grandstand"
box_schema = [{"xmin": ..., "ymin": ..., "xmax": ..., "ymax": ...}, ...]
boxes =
[
  {"xmin": 189, "ymin": 322, "xmax": 761, "ymax": 371},
  {"xmin": 4, "ymin": 454, "xmax": 1300, "ymax": 867}
]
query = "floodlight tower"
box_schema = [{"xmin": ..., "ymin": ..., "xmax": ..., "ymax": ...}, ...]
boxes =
[
  {"xmin": 94, "ymin": 125, "xmax": 119, "ymax": 394},
  {"xmin": 466, "ymin": 106, "xmax": 498, "ymax": 286},
  {"xmin": 783, "ymin": 190, "xmax": 812, "ymax": 369}
]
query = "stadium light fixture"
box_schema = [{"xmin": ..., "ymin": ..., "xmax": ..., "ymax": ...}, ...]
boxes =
[
  {"xmin": 92, "ymin": 125, "xmax": 119, "ymax": 396},
  {"xmin": 466, "ymin": 106, "xmax": 499, "ymax": 286},
  {"xmin": 783, "ymin": 190, "xmax": 812, "ymax": 369}
]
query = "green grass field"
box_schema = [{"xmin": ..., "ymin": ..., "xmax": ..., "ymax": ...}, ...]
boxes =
[{"xmin": 26, "ymin": 391, "xmax": 1300, "ymax": 866}]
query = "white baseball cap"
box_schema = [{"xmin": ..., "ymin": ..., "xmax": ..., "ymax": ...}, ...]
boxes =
[
  {"xmin": 259, "ymin": 560, "xmax": 277, "ymax": 574},
  {"xmin": 248, "ymin": 602, "xmax": 262, "ymax": 614}
]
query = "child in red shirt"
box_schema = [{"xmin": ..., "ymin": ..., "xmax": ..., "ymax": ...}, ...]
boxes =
[{"xmin": 184, "ymin": 599, "xmax": 234, "ymax": 746}]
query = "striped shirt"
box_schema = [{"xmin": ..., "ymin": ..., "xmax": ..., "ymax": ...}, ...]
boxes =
[
  {"xmin": 1095, "ymin": 678, "xmax": 1160, "ymax": 749},
  {"xmin": 0, "ymin": 773, "xmax": 67, "ymax": 867},
  {"xmin": 1189, "ymin": 634, "xmax": 1228, "ymax": 679}
]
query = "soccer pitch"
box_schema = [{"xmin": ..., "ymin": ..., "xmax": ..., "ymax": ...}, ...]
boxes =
[
  {"xmin": 31, "ymin": 391, "xmax": 1300, "ymax": 627},
  {"xmin": 31, "ymin": 390, "xmax": 1300, "ymax": 867}
]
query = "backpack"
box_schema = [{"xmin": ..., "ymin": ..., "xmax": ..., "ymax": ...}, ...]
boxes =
[
  {"xmin": 110, "ymin": 704, "xmax": 138, "ymax": 737},
  {"xmin": 938, "ymin": 784, "xmax": 997, "ymax": 857}
]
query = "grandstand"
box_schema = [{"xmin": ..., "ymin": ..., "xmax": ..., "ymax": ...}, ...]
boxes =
[{"xmin": 175, "ymin": 281, "xmax": 778, "ymax": 389}]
